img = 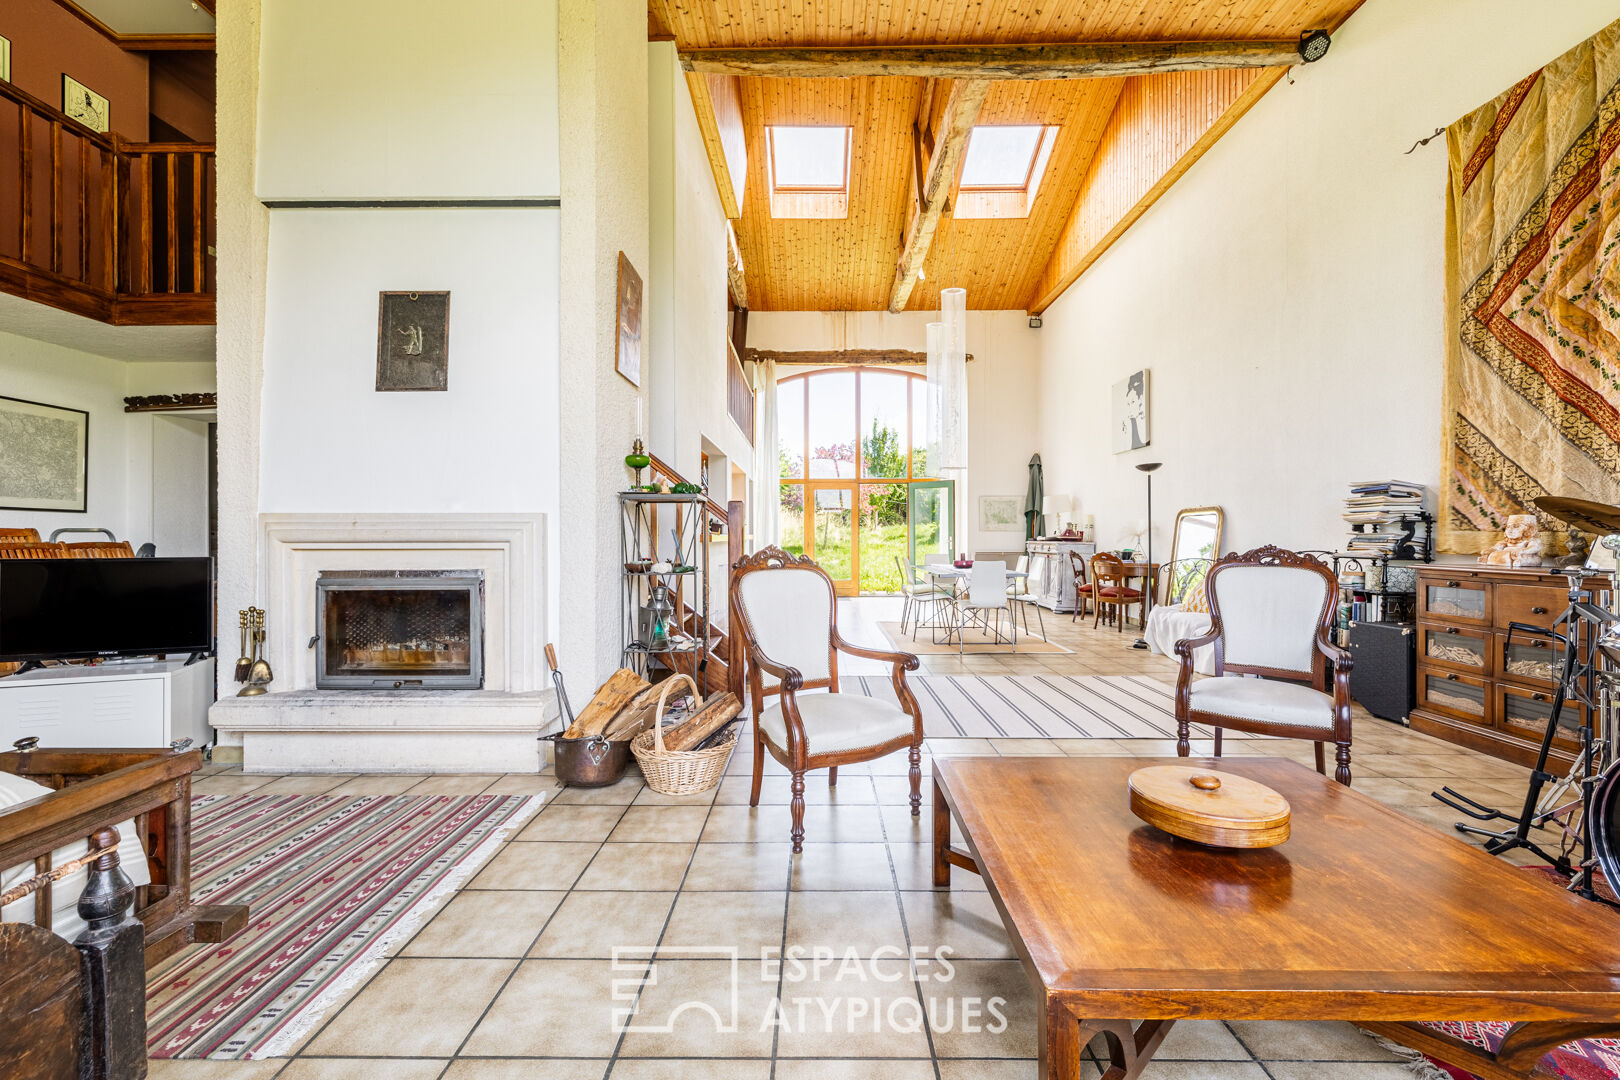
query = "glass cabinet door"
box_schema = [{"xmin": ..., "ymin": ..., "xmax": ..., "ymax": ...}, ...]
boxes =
[
  {"xmin": 1422, "ymin": 627, "xmax": 1487, "ymax": 671},
  {"xmin": 1500, "ymin": 635, "xmax": 1564, "ymax": 684},
  {"xmin": 1422, "ymin": 672, "xmax": 1486, "ymax": 719},
  {"xmin": 1498, "ymin": 687, "xmax": 1580, "ymax": 746},
  {"xmin": 1423, "ymin": 579, "xmax": 1487, "ymax": 622}
]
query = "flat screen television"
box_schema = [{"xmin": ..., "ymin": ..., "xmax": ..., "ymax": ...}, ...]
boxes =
[{"xmin": 0, "ymin": 557, "xmax": 214, "ymax": 663}]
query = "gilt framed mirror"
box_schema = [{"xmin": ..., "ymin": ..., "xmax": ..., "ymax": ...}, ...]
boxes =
[{"xmin": 1166, "ymin": 506, "xmax": 1223, "ymax": 602}]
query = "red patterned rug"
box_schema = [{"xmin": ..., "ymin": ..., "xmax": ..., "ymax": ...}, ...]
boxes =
[{"xmin": 145, "ymin": 791, "xmax": 542, "ymax": 1059}]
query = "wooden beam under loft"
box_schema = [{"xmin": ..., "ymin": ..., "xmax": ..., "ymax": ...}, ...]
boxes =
[
  {"xmin": 680, "ymin": 39, "xmax": 1308, "ymax": 80},
  {"xmin": 686, "ymin": 72, "xmax": 748, "ymax": 219},
  {"xmin": 889, "ymin": 79, "xmax": 989, "ymax": 314}
]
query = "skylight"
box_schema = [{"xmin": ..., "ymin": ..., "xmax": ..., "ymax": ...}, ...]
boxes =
[
  {"xmin": 959, "ymin": 125, "xmax": 1047, "ymax": 190},
  {"xmin": 768, "ymin": 126, "xmax": 850, "ymax": 191}
]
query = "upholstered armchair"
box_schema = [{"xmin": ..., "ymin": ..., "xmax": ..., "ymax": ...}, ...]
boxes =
[
  {"xmin": 730, "ymin": 547, "xmax": 926, "ymax": 852},
  {"xmin": 1173, "ymin": 545, "xmax": 1355, "ymax": 785}
]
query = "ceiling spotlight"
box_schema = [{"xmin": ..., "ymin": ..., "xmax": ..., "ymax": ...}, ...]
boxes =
[{"xmin": 1298, "ymin": 29, "xmax": 1331, "ymax": 63}]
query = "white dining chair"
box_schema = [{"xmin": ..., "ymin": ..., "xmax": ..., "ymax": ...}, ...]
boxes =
[
  {"xmin": 895, "ymin": 555, "xmax": 950, "ymax": 639},
  {"xmin": 1007, "ymin": 554, "xmax": 1046, "ymax": 638},
  {"xmin": 957, "ymin": 560, "xmax": 1014, "ymax": 654}
]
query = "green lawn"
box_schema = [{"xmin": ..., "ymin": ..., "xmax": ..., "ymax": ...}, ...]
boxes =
[{"xmin": 778, "ymin": 505, "xmax": 942, "ymax": 595}]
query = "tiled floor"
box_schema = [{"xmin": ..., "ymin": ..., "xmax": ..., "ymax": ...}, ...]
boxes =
[{"xmin": 151, "ymin": 598, "xmax": 1555, "ymax": 1080}]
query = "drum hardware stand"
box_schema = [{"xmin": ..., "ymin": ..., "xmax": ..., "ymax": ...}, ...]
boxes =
[{"xmin": 1432, "ymin": 570, "xmax": 1607, "ymax": 879}]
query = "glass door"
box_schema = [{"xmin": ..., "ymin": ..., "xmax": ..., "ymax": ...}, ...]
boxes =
[
  {"xmin": 805, "ymin": 482, "xmax": 858, "ymax": 595},
  {"xmin": 908, "ymin": 481, "xmax": 954, "ymax": 568}
]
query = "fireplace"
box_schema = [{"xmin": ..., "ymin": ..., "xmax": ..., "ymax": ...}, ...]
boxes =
[{"xmin": 315, "ymin": 570, "xmax": 484, "ymax": 689}]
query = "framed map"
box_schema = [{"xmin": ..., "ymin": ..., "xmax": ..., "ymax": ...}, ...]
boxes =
[
  {"xmin": 979, "ymin": 495, "xmax": 1024, "ymax": 533},
  {"xmin": 0, "ymin": 396, "xmax": 88, "ymax": 512}
]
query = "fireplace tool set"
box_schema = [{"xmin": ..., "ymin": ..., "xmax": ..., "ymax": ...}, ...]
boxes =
[{"xmin": 235, "ymin": 608, "xmax": 274, "ymax": 697}]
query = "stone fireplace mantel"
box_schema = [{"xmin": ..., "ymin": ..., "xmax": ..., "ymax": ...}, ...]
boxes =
[{"xmin": 209, "ymin": 512, "xmax": 556, "ymax": 773}]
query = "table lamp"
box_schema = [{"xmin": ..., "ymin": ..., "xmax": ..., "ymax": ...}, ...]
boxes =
[
  {"xmin": 1041, "ymin": 494, "xmax": 1070, "ymax": 537},
  {"xmin": 1132, "ymin": 463, "xmax": 1162, "ymax": 650}
]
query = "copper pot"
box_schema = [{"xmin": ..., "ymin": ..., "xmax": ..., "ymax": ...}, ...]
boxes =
[{"xmin": 546, "ymin": 732, "xmax": 631, "ymax": 787}]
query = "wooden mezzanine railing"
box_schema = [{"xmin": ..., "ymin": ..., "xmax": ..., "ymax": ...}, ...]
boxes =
[{"xmin": 0, "ymin": 80, "xmax": 214, "ymax": 325}]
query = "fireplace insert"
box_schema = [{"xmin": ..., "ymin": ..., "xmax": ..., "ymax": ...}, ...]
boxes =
[{"xmin": 315, "ymin": 571, "xmax": 484, "ymax": 689}]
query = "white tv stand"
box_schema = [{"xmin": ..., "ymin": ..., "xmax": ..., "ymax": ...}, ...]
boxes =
[{"xmin": 0, "ymin": 658, "xmax": 215, "ymax": 749}]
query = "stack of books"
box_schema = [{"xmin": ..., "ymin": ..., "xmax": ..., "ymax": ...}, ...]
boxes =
[{"xmin": 1343, "ymin": 481, "xmax": 1429, "ymax": 556}]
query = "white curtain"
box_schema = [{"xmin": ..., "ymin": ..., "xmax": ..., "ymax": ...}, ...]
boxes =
[{"xmin": 750, "ymin": 358, "xmax": 779, "ymax": 551}]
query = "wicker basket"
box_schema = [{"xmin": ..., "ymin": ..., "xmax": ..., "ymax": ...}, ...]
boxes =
[{"xmin": 631, "ymin": 674, "xmax": 738, "ymax": 795}]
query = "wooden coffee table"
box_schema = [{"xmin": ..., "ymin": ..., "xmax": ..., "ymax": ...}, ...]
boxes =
[{"xmin": 932, "ymin": 755, "xmax": 1620, "ymax": 1080}]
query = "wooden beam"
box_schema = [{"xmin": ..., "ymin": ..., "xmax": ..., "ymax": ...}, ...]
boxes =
[
  {"xmin": 889, "ymin": 79, "xmax": 989, "ymax": 314},
  {"xmin": 743, "ymin": 348, "xmax": 974, "ymax": 367},
  {"xmin": 1027, "ymin": 68, "xmax": 1281, "ymax": 314},
  {"xmin": 647, "ymin": 0, "xmax": 674, "ymax": 42},
  {"xmin": 685, "ymin": 73, "xmax": 747, "ymax": 219},
  {"xmin": 680, "ymin": 39, "xmax": 1306, "ymax": 80}
]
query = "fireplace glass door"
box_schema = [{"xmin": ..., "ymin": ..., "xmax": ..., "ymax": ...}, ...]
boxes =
[{"xmin": 317, "ymin": 573, "xmax": 484, "ymax": 689}]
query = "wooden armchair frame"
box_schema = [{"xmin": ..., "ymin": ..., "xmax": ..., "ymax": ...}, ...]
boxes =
[
  {"xmin": 729, "ymin": 546, "xmax": 925, "ymax": 852},
  {"xmin": 1089, "ymin": 553, "xmax": 1145, "ymax": 632},
  {"xmin": 1173, "ymin": 545, "xmax": 1355, "ymax": 785},
  {"xmin": 0, "ymin": 746, "xmax": 248, "ymax": 966}
]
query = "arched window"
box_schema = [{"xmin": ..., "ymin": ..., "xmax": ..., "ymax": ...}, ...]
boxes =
[{"xmin": 777, "ymin": 367, "xmax": 953, "ymax": 594}]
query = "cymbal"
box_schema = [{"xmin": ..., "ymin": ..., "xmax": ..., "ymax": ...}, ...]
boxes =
[{"xmin": 1533, "ymin": 496, "xmax": 1620, "ymax": 534}]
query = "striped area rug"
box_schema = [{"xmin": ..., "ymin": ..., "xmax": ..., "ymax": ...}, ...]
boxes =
[
  {"xmin": 848, "ymin": 674, "xmax": 1263, "ymax": 740},
  {"xmin": 146, "ymin": 791, "xmax": 541, "ymax": 1060}
]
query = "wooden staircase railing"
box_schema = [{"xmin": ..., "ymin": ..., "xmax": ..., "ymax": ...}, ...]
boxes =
[{"xmin": 0, "ymin": 81, "xmax": 214, "ymax": 326}]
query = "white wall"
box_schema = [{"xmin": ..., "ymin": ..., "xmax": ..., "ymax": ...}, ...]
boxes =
[
  {"xmin": 259, "ymin": 208, "xmax": 560, "ymax": 515},
  {"xmin": 646, "ymin": 44, "xmax": 753, "ymax": 487},
  {"xmin": 256, "ymin": 0, "xmax": 560, "ymax": 199},
  {"xmin": 1033, "ymin": 0, "xmax": 1620, "ymax": 559},
  {"xmin": 0, "ymin": 330, "xmax": 214, "ymax": 550},
  {"xmin": 746, "ymin": 310, "xmax": 1041, "ymax": 557}
]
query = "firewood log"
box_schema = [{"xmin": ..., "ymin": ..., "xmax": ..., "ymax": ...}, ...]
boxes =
[
  {"xmin": 564, "ymin": 668, "xmax": 650, "ymax": 739},
  {"xmin": 658, "ymin": 692, "xmax": 742, "ymax": 751},
  {"xmin": 602, "ymin": 682, "xmax": 683, "ymax": 741}
]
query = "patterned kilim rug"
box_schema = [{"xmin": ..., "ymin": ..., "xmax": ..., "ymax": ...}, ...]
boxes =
[
  {"xmin": 846, "ymin": 674, "xmax": 1265, "ymax": 740},
  {"xmin": 146, "ymin": 791, "xmax": 542, "ymax": 1060}
]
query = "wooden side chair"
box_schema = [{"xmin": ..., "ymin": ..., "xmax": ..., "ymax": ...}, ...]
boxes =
[
  {"xmin": 1089, "ymin": 552, "xmax": 1145, "ymax": 632},
  {"xmin": 730, "ymin": 546, "xmax": 926, "ymax": 852},
  {"xmin": 1173, "ymin": 544, "xmax": 1354, "ymax": 785},
  {"xmin": 1068, "ymin": 550, "xmax": 1092, "ymax": 621},
  {"xmin": 0, "ymin": 543, "xmax": 68, "ymax": 559}
]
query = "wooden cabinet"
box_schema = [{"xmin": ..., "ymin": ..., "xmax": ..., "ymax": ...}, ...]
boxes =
[
  {"xmin": 1025, "ymin": 540, "xmax": 1096, "ymax": 613},
  {"xmin": 1410, "ymin": 565, "xmax": 1585, "ymax": 767}
]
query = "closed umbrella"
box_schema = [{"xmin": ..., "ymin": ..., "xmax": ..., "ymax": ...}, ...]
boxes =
[{"xmin": 1024, "ymin": 453, "xmax": 1044, "ymax": 540}]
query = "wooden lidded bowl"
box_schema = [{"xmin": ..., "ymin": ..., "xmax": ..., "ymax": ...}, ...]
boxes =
[{"xmin": 1127, "ymin": 765, "xmax": 1291, "ymax": 848}]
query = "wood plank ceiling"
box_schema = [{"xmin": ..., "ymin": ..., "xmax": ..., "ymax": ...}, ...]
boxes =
[{"xmin": 662, "ymin": 0, "xmax": 1366, "ymax": 312}]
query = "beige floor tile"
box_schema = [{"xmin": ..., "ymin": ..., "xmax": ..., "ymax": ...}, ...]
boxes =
[
  {"xmin": 277, "ymin": 1060, "xmax": 446, "ymax": 1080},
  {"xmin": 924, "ymin": 958, "xmax": 1037, "ymax": 1059},
  {"xmin": 554, "ymin": 775, "xmax": 647, "ymax": 804},
  {"xmin": 443, "ymin": 1061, "xmax": 607, "ymax": 1080},
  {"xmin": 714, "ymin": 773, "xmax": 877, "ymax": 805},
  {"xmin": 901, "ymin": 890, "xmax": 1015, "ymax": 959},
  {"xmin": 785, "ymin": 890, "xmax": 907, "ymax": 954},
  {"xmin": 662, "ymin": 889, "xmax": 786, "ymax": 956},
  {"xmin": 775, "ymin": 1062, "xmax": 935, "ymax": 1080},
  {"xmin": 401, "ymin": 775, "xmax": 500, "ymax": 795},
  {"xmin": 462, "ymin": 958, "xmax": 641, "ymax": 1058},
  {"xmin": 469, "ymin": 841, "xmax": 599, "ymax": 890},
  {"xmin": 1105, "ymin": 1065, "xmax": 1266, "ymax": 1080},
  {"xmin": 249, "ymin": 774, "xmax": 357, "ymax": 795},
  {"xmin": 528, "ymin": 891, "xmax": 675, "ymax": 957},
  {"xmin": 866, "ymin": 752, "xmax": 932, "ymax": 775},
  {"xmin": 789, "ymin": 842, "xmax": 895, "ymax": 891},
  {"xmin": 632, "ymin": 783, "xmax": 721, "ymax": 806},
  {"xmin": 484, "ymin": 773, "xmax": 560, "ymax": 794},
  {"xmin": 305, "ymin": 957, "xmax": 514, "ymax": 1057},
  {"xmin": 991, "ymin": 738, "xmax": 1067, "ymax": 756},
  {"xmin": 890, "ymin": 843, "xmax": 986, "ymax": 892},
  {"xmin": 610, "ymin": 1062, "xmax": 772, "ymax": 1080},
  {"xmin": 401, "ymin": 889, "xmax": 565, "ymax": 957},
  {"xmin": 1263, "ymin": 1066, "xmax": 1417, "ymax": 1080},
  {"xmin": 936, "ymin": 1062, "xmax": 1046, "ymax": 1080},
  {"xmin": 144, "ymin": 1063, "xmax": 286, "ymax": 1080},
  {"xmin": 1055, "ymin": 738, "xmax": 1131, "ymax": 755},
  {"xmin": 617, "ymin": 959, "xmax": 780, "ymax": 1058},
  {"xmin": 774, "ymin": 970, "xmax": 932, "ymax": 1058},
  {"xmin": 682, "ymin": 842, "xmax": 794, "ymax": 891},
  {"xmin": 927, "ymin": 739, "xmax": 998, "ymax": 756},
  {"xmin": 607, "ymin": 806, "xmax": 711, "ymax": 843},
  {"xmin": 325, "ymin": 775, "xmax": 429, "ymax": 796},
  {"xmin": 880, "ymin": 801, "xmax": 947, "ymax": 844},
  {"xmin": 575, "ymin": 842, "xmax": 695, "ymax": 891},
  {"xmin": 872, "ymin": 776, "xmax": 928, "ymax": 806},
  {"xmin": 698, "ymin": 802, "xmax": 793, "ymax": 843},
  {"xmin": 1155, "ymin": 1019, "xmax": 1251, "ymax": 1060},
  {"xmin": 517, "ymin": 804, "xmax": 628, "ymax": 842},
  {"xmin": 1225, "ymin": 1021, "xmax": 1402, "ymax": 1061}
]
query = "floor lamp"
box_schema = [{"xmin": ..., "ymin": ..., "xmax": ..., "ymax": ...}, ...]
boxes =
[{"xmin": 1132, "ymin": 462, "xmax": 1162, "ymax": 650}]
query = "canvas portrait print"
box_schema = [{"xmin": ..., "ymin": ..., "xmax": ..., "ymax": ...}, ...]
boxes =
[
  {"xmin": 616, "ymin": 251, "xmax": 643, "ymax": 387},
  {"xmin": 0, "ymin": 395, "xmax": 89, "ymax": 512},
  {"xmin": 62, "ymin": 75, "xmax": 109, "ymax": 134},
  {"xmin": 376, "ymin": 292, "xmax": 450, "ymax": 391},
  {"xmin": 1112, "ymin": 369, "xmax": 1149, "ymax": 453}
]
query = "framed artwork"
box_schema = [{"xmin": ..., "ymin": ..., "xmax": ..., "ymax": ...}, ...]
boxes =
[
  {"xmin": 979, "ymin": 495, "xmax": 1024, "ymax": 533},
  {"xmin": 376, "ymin": 291, "xmax": 450, "ymax": 391},
  {"xmin": 0, "ymin": 395, "xmax": 89, "ymax": 512},
  {"xmin": 0, "ymin": 36, "xmax": 12, "ymax": 84},
  {"xmin": 616, "ymin": 251, "xmax": 643, "ymax": 387},
  {"xmin": 1112, "ymin": 368, "xmax": 1150, "ymax": 453},
  {"xmin": 62, "ymin": 75, "xmax": 109, "ymax": 134}
]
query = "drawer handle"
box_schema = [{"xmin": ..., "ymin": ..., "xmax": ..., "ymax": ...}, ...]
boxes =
[
  {"xmin": 1532, "ymin": 606, "xmax": 1548, "ymax": 615},
  {"xmin": 1533, "ymin": 693, "xmax": 1549, "ymax": 702},
  {"xmin": 1445, "ymin": 580, "xmax": 1460, "ymax": 588},
  {"xmin": 1446, "ymin": 627, "xmax": 1460, "ymax": 635},
  {"xmin": 1530, "ymin": 640, "xmax": 1546, "ymax": 649},
  {"xmin": 1446, "ymin": 673, "xmax": 1460, "ymax": 681}
]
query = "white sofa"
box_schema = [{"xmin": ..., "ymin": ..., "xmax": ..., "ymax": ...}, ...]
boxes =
[
  {"xmin": 1144, "ymin": 603, "xmax": 1216, "ymax": 675},
  {"xmin": 0, "ymin": 771, "xmax": 150, "ymax": 940}
]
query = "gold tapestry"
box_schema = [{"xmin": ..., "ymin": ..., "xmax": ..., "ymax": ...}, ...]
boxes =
[{"xmin": 1440, "ymin": 18, "xmax": 1620, "ymax": 554}]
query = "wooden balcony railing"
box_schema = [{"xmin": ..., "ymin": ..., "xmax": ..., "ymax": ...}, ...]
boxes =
[
  {"xmin": 727, "ymin": 340, "xmax": 755, "ymax": 444},
  {"xmin": 0, "ymin": 80, "xmax": 214, "ymax": 326}
]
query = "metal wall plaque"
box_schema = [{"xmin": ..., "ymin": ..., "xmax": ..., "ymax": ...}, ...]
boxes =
[{"xmin": 376, "ymin": 291, "xmax": 450, "ymax": 391}]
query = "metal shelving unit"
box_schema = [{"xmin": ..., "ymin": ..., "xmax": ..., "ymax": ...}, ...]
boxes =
[{"xmin": 618, "ymin": 492, "xmax": 712, "ymax": 677}]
